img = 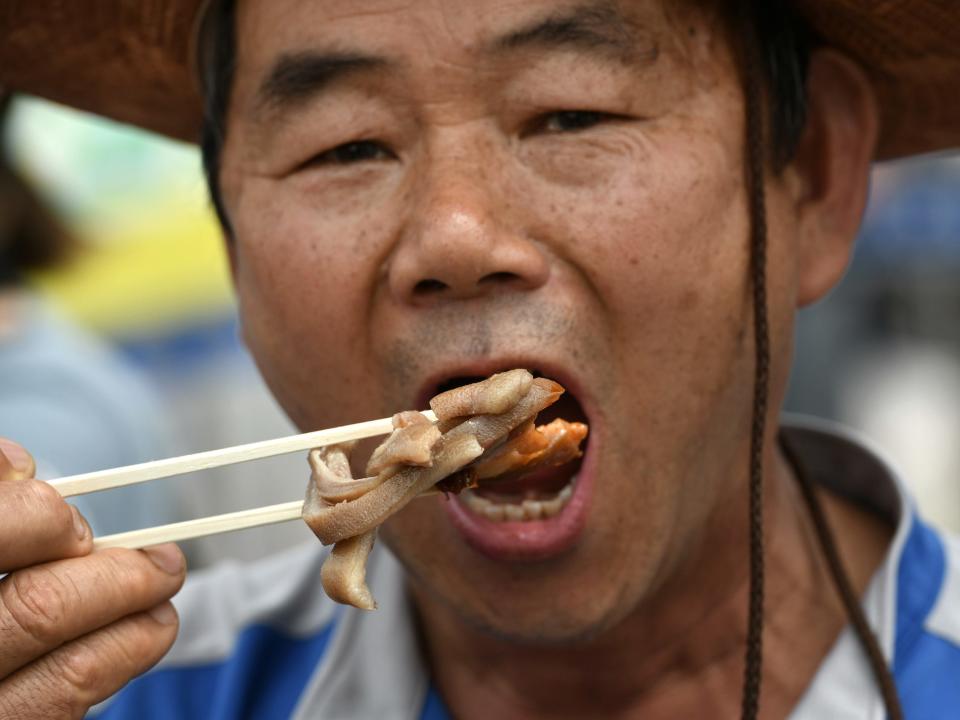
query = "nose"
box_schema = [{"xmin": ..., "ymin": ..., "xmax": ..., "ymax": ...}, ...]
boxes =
[{"xmin": 387, "ymin": 160, "xmax": 550, "ymax": 305}]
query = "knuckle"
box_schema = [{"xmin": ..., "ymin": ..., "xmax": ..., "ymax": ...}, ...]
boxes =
[
  {"xmin": 50, "ymin": 643, "xmax": 107, "ymax": 700},
  {"xmin": 112, "ymin": 614, "xmax": 171, "ymax": 666},
  {"xmin": 1, "ymin": 568, "xmax": 78, "ymax": 646},
  {"xmin": 49, "ymin": 619, "xmax": 161, "ymax": 708}
]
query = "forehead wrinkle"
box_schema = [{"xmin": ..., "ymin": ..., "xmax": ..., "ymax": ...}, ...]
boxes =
[
  {"xmin": 490, "ymin": 0, "xmax": 659, "ymax": 66},
  {"xmin": 240, "ymin": 0, "xmax": 668, "ymax": 127}
]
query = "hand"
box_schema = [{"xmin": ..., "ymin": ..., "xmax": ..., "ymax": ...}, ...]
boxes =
[{"xmin": 0, "ymin": 438, "xmax": 186, "ymax": 719}]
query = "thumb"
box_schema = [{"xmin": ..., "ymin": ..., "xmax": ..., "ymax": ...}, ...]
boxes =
[{"xmin": 0, "ymin": 437, "xmax": 36, "ymax": 481}]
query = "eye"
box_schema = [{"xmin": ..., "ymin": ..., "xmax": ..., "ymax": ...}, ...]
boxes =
[
  {"xmin": 537, "ymin": 110, "xmax": 609, "ymax": 134},
  {"xmin": 309, "ymin": 140, "xmax": 394, "ymax": 167}
]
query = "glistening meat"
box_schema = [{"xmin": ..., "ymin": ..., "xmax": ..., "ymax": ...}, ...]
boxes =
[{"xmin": 302, "ymin": 369, "xmax": 588, "ymax": 609}]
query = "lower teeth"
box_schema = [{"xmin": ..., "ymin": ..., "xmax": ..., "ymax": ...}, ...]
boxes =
[{"xmin": 460, "ymin": 476, "xmax": 576, "ymax": 522}]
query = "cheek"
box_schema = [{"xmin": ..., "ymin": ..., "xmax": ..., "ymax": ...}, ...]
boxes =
[
  {"xmin": 229, "ymin": 179, "xmax": 391, "ymax": 427},
  {"xmin": 523, "ymin": 126, "xmax": 756, "ymax": 553},
  {"xmin": 532, "ymin": 124, "xmax": 750, "ymax": 393}
]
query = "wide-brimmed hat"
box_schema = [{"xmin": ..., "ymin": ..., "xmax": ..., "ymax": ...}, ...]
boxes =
[{"xmin": 1, "ymin": 0, "xmax": 958, "ymax": 159}]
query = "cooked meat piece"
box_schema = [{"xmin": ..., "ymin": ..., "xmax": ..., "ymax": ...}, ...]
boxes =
[
  {"xmin": 430, "ymin": 369, "xmax": 533, "ymax": 423},
  {"xmin": 534, "ymin": 418, "xmax": 589, "ymax": 468},
  {"xmin": 435, "ymin": 418, "xmax": 587, "ymax": 494},
  {"xmin": 310, "ymin": 445, "xmax": 382, "ymax": 504},
  {"xmin": 304, "ymin": 432, "xmax": 483, "ymax": 545},
  {"xmin": 472, "ymin": 418, "xmax": 587, "ymax": 481},
  {"xmin": 302, "ymin": 370, "xmax": 586, "ymax": 610},
  {"xmin": 365, "ymin": 413, "xmax": 441, "ymax": 476},
  {"xmin": 320, "ymin": 441, "xmax": 354, "ymax": 478},
  {"xmin": 392, "ymin": 410, "xmax": 431, "ymax": 429},
  {"xmin": 320, "ymin": 530, "xmax": 378, "ymax": 611},
  {"xmin": 439, "ymin": 377, "xmax": 563, "ymax": 449}
]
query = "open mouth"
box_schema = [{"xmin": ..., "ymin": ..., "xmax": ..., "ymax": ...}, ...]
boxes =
[
  {"xmin": 303, "ymin": 367, "xmax": 592, "ymax": 607},
  {"xmin": 432, "ymin": 372, "xmax": 588, "ymax": 520},
  {"xmin": 420, "ymin": 367, "xmax": 595, "ymax": 561}
]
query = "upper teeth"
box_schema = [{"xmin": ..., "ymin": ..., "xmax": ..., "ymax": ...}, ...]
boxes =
[{"xmin": 460, "ymin": 475, "xmax": 576, "ymax": 522}]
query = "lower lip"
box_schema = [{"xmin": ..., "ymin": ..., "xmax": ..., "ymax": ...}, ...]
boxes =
[{"xmin": 442, "ymin": 443, "xmax": 596, "ymax": 562}]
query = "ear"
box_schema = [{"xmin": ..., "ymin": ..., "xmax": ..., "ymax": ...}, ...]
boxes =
[{"xmin": 786, "ymin": 49, "xmax": 879, "ymax": 307}]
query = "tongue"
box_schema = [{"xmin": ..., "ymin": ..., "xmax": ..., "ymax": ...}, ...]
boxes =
[{"xmin": 475, "ymin": 457, "xmax": 581, "ymax": 500}]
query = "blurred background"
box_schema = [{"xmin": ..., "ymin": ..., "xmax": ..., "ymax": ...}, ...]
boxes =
[
  {"xmin": 1, "ymin": 95, "xmax": 958, "ymax": 570},
  {"xmin": 0, "ymin": 95, "xmax": 314, "ymax": 569}
]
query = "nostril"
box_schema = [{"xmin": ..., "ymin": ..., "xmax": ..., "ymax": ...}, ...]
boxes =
[
  {"xmin": 478, "ymin": 271, "xmax": 520, "ymax": 286},
  {"xmin": 414, "ymin": 279, "xmax": 449, "ymax": 295}
]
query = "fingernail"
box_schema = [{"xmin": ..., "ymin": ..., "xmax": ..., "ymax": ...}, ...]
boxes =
[
  {"xmin": 0, "ymin": 439, "xmax": 33, "ymax": 475},
  {"xmin": 148, "ymin": 602, "xmax": 178, "ymax": 626},
  {"xmin": 70, "ymin": 505, "xmax": 89, "ymax": 541},
  {"xmin": 144, "ymin": 544, "xmax": 184, "ymax": 575}
]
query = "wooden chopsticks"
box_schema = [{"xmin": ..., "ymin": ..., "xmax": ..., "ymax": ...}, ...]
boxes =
[{"xmin": 49, "ymin": 411, "xmax": 437, "ymax": 550}]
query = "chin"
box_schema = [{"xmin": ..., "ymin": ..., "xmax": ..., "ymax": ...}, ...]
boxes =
[{"xmin": 382, "ymin": 493, "xmax": 655, "ymax": 647}]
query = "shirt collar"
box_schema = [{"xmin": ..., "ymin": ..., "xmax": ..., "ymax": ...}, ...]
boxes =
[{"xmin": 783, "ymin": 415, "xmax": 939, "ymax": 720}]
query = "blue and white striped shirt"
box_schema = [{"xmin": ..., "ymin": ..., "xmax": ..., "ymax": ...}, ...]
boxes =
[{"xmin": 91, "ymin": 420, "xmax": 960, "ymax": 719}]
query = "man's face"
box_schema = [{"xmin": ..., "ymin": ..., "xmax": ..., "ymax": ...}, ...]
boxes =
[{"xmin": 220, "ymin": 0, "xmax": 800, "ymax": 640}]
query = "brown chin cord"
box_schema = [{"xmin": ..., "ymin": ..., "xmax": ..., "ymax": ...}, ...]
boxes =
[{"xmin": 738, "ymin": 11, "xmax": 904, "ymax": 719}]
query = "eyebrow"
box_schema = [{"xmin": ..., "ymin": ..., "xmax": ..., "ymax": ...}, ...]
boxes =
[
  {"xmin": 492, "ymin": 2, "xmax": 658, "ymax": 65},
  {"xmin": 251, "ymin": 2, "xmax": 655, "ymax": 122},
  {"xmin": 254, "ymin": 51, "xmax": 388, "ymax": 118}
]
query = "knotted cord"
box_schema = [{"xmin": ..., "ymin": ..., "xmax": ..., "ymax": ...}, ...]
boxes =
[{"xmin": 737, "ymin": 5, "xmax": 903, "ymax": 718}]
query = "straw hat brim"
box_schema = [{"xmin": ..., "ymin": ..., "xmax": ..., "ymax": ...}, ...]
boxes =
[{"xmin": 1, "ymin": 0, "xmax": 958, "ymax": 159}]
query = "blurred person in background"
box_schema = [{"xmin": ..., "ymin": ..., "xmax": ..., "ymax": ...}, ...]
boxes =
[{"xmin": 0, "ymin": 91, "xmax": 181, "ymax": 536}]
